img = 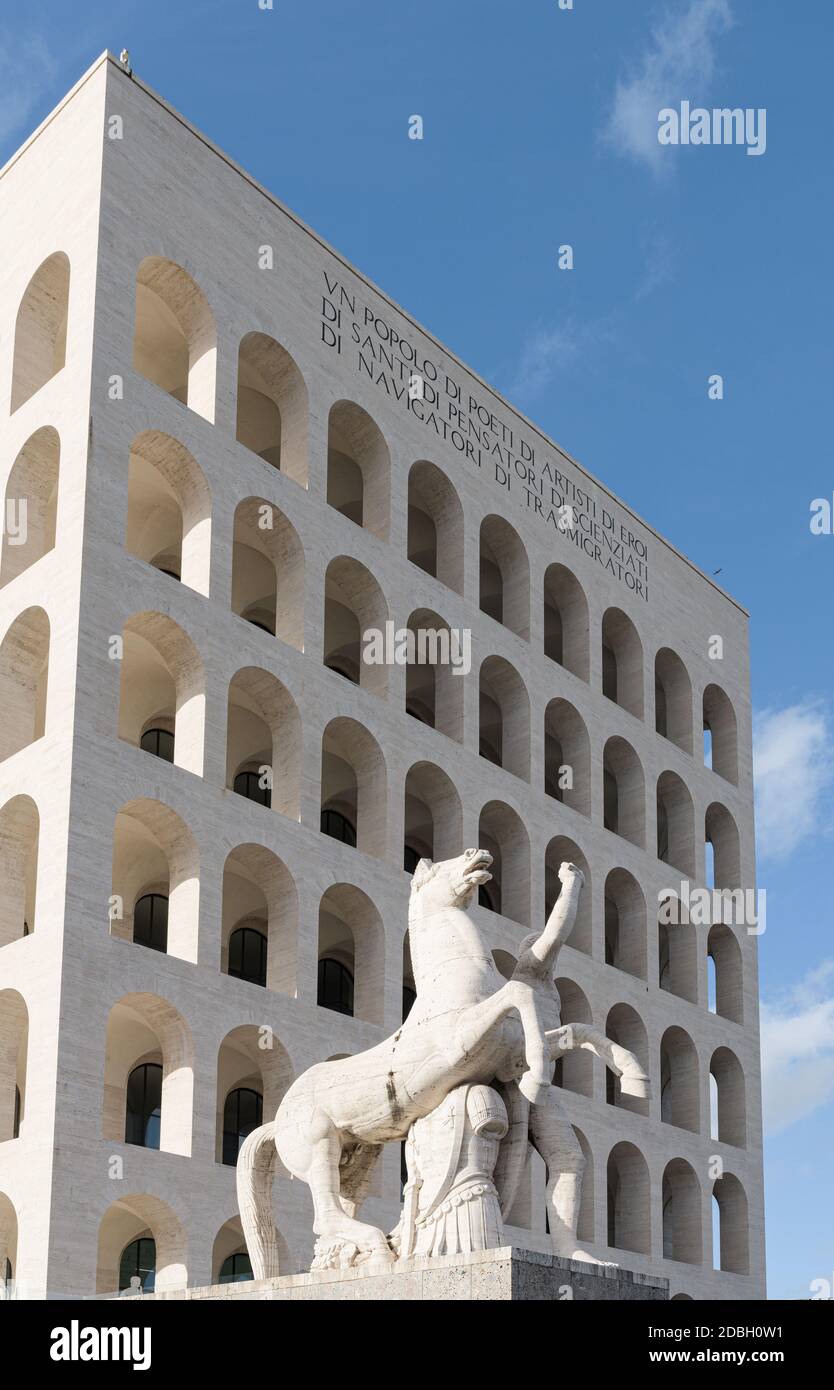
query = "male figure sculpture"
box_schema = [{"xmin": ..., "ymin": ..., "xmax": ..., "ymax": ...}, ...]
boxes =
[
  {"xmin": 238, "ymin": 851, "xmax": 650, "ymax": 1275},
  {"xmin": 392, "ymin": 1083, "xmax": 508, "ymax": 1260}
]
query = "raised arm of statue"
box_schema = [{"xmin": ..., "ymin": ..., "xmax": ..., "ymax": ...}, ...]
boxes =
[
  {"xmin": 514, "ymin": 862, "xmax": 585, "ymax": 979},
  {"xmin": 547, "ymin": 1023, "xmax": 651, "ymax": 1099}
]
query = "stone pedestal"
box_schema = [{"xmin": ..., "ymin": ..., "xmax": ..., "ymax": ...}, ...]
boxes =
[{"xmin": 128, "ymin": 1247, "xmax": 668, "ymax": 1302}]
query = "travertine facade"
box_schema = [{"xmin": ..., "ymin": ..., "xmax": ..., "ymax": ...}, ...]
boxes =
[{"xmin": 0, "ymin": 52, "xmax": 764, "ymax": 1301}]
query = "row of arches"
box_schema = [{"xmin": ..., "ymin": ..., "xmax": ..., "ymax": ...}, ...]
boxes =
[
  {"xmin": 2, "ymin": 427, "xmax": 739, "ymax": 796},
  {"xmin": 0, "ymin": 1195, "xmax": 267, "ymax": 1296},
  {"xmin": 1, "ymin": 786, "xmax": 746, "ymax": 1021},
  {"xmin": 7, "ymin": 251, "xmax": 738, "ymax": 782},
  {"xmin": 2, "ymin": 945, "xmax": 747, "ymax": 1171},
  {"xmin": 0, "ymin": 1141, "xmax": 750, "ymax": 1295},
  {"xmin": 0, "ymin": 595, "xmax": 744, "ymax": 890}
]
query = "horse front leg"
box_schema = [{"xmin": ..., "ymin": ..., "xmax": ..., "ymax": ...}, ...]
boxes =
[{"xmin": 454, "ymin": 982, "xmax": 552, "ymax": 1105}]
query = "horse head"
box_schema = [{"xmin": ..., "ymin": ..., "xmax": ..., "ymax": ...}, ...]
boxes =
[{"xmin": 409, "ymin": 847, "xmax": 493, "ymax": 919}]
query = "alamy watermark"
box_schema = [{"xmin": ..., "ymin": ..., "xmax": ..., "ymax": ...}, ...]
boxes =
[
  {"xmin": 2, "ymin": 499, "xmax": 27, "ymax": 545},
  {"xmin": 659, "ymin": 881, "xmax": 765, "ymax": 936},
  {"xmin": 658, "ymin": 102, "xmax": 767, "ymax": 157},
  {"xmin": 362, "ymin": 622, "xmax": 471, "ymax": 676}
]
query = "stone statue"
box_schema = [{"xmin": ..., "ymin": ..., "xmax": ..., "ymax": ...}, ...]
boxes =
[
  {"xmin": 392, "ymin": 1083, "xmax": 508, "ymax": 1260},
  {"xmin": 237, "ymin": 851, "xmax": 650, "ymax": 1276}
]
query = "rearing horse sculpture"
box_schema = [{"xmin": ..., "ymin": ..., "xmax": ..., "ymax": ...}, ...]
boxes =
[{"xmin": 237, "ymin": 850, "xmax": 650, "ymax": 1274}]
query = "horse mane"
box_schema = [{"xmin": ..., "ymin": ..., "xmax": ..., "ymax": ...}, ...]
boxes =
[{"xmin": 410, "ymin": 858, "xmax": 438, "ymax": 893}]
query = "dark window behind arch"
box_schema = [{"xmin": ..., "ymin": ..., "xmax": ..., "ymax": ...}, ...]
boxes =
[
  {"xmin": 234, "ymin": 770, "xmax": 271, "ymax": 808},
  {"xmin": 318, "ymin": 957, "xmax": 354, "ymax": 1016},
  {"xmin": 320, "ymin": 809, "xmax": 356, "ymax": 846},
  {"xmin": 133, "ymin": 893, "xmax": 169, "ymax": 953},
  {"xmin": 228, "ymin": 926, "xmax": 267, "ymax": 987},
  {"xmin": 219, "ymin": 1251, "xmax": 253, "ymax": 1284},
  {"xmin": 222, "ymin": 1087, "xmax": 263, "ymax": 1166},
  {"xmin": 119, "ymin": 1237, "xmax": 156, "ymax": 1293},
  {"xmin": 140, "ymin": 727, "xmax": 175, "ymax": 762},
  {"xmin": 125, "ymin": 1062, "xmax": 163, "ymax": 1149}
]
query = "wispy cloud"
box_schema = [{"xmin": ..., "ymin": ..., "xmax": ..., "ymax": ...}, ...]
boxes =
[
  {"xmin": 634, "ymin": 227, "xmax": 676, "ymax": 301},
  {"xmin": 507, "ymin": 317, "xmax": 615, "ymax": 402},
  {"xmin": 761, "ymin": 961, "xmax": 834, "ymax": 1135},
  {"xmin": 601, "ymin": 0, "xmax": 733, "ymax": 174},
  {"xmin": 0, "ymin": 33, "xmax": 58, "ymax": 149},
  {"xmin": 753, "ymin": 702, "xmax": 834, "ymax": 861}
]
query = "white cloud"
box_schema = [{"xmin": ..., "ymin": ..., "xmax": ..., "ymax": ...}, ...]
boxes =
[
  {"xmin": 601, "ymin": 0, "xmax": 733, "ymax": 173},
  {"xmin": 761, "ymin": 962, "xmax": 834, "ymax": 1135},
  {"xmin": 634, "ymin": 228, "xmax": 676, "ymax": 301},
  {"xmin": 507, "ymin": 318, "xmax": 615, "ymax": 402},
  {"xmin": 753, "ymin": 702, "xmax": 834, "ymax": 861},
  {"xmin": 0, "ymin": 35, "xmax": 57, "ymax": 149}
]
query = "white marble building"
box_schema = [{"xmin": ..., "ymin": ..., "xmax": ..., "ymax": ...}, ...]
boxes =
[{"xmin": 0, "ymin": 53, "xmax": 765, "ymax": 1300}]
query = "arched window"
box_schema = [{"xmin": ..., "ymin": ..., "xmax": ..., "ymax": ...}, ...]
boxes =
[
  {"xmin": 140, "ymin": 727, "xmax": 175, "ymax": 763},
  {"xmin": 660, "ymin": 1027, "xmax": 700, "ymax": 1132},
  {"xmin": 231, "ymin": 498, "xmax": 304, "ymax": 648},
  {"xmin": 222, "ymin": 1087, "xmax": 263, "ymax": 1167},
  {"xmin": 320, "ymin": 809, "xmax": 356, "ymax": 846},
  {"xmin": 317, "ymin": 958, "xmax": 354, "ymax": 1016},
  {"xmin": 235, "ymin": 332, "xmax": 308, "ymax": 484},
  {"xmin": 654, "ymin": 648, "xmax": 693, "ymax": 753},
  {"xmin": 11, "ymin": 253, "xmax": 70, "ymax": 412},
  {"xmin": 407, "ymin": 461, "xmax": 464, "ymax": 594},
  {"xmin": 607, "ymin": 1143, "xmax": 650, "ymax": 1255},
  {"xmin": 133, "ymin": 257, "xmax": 216, "ymax": 421},
  {"xmin": 219, "ymin": 1252, "xmax": 253, "ymax": 1284},
  {"xmin": 0, "ymin": 607, "xmax": 50, "ymax": 762},
  {"xmin": 603, "ymin": 870, "xmax": 646, "ymax": 980},
  {"xmin": 708, "ymin": 923, "xmax": 744, "ymax": 1023},
  {"xmin": 323, "ymin": 556, "xmax": 388, "ymax": 696},
  {"xmin": 544, "ymin": 698, "xmax": 591, "ymax": 816},
  {"xmin": 703, "ymin": 684, "xmax": 738, "ymax": 784},
  {"xmin": 713, "ymin": 1174, "xmax": 749, "ymax": 1273},
  {"xmin": 479, "ymin": 516, "xmax": 529, "ymax": 638},
  {"xmin": 119, "ymin": 1237, "xmax": 156, "ymax": 1294},
  {"xmin": 133, "ymin": 894, "xmax": 169, "ymax": 953},
  {"xmin": 478, "ymin": 657, "xmax": 530, "ymax": 781},
  {"xmin": 125, "ymin": 432, "xmax": 211, "ymax": 595},
  {"xmin": 602, "ymin": 737, "xmax": 645, "ymax": 847},
  {"xmin": 327, "ymin": 401, "xmax": 390, "ymax": 538},
  {"xmin": 543, "ymin": 564, "xmax": 590, "ymax": 680},
  {"xmin": 601, "ymin": 609, "xmax": 644, "ymax": 717},
  {"xmin": 233, "ymin": 770, "xmax": 271, "ymax": 808},
  {"xmin": 228, "ymin": 927, "xmax": 267, "ymax": 987},
  {"xmin": 662, "ymin": 1159, "xmax": 702, "ymax": 1264},
  {"xmin": 125, "ymin": 1063, "xmax": 163, "ymax": 1149},
  {"xmin": 656, "ymin": 772, "xmax": 695, "ymax": 876},
  {"xmin": 479, "ymin": 801, "xmax": 530, "ymax": 926},
  {"xmin": 1, "ymin": 428, "xmax": 60, "ymax": 588}
]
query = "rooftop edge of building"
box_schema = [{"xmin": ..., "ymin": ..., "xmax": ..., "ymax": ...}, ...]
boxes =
[{"xmin": 0, "ymin": 48, "xmax": 750, "ymax": 622}]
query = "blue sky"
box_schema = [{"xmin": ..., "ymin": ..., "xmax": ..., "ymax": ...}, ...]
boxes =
[{"xmin": 2, "ymin": 0, "xmax": 832, "ymax": 1298}]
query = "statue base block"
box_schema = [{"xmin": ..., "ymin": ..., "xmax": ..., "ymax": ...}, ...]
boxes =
[{"xmin": 135, "ymin": 1247, "xmax": 668, "ymax": 1301}]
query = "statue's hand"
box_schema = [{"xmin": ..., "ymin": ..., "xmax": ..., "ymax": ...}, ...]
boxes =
[
  {"xmin": 549, "ymin": 1024, "xmax": 574, "ymax": 1054},
  {"xmin": 558, "ymin": 861, "xmax": 585, "ymax": 888}
]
